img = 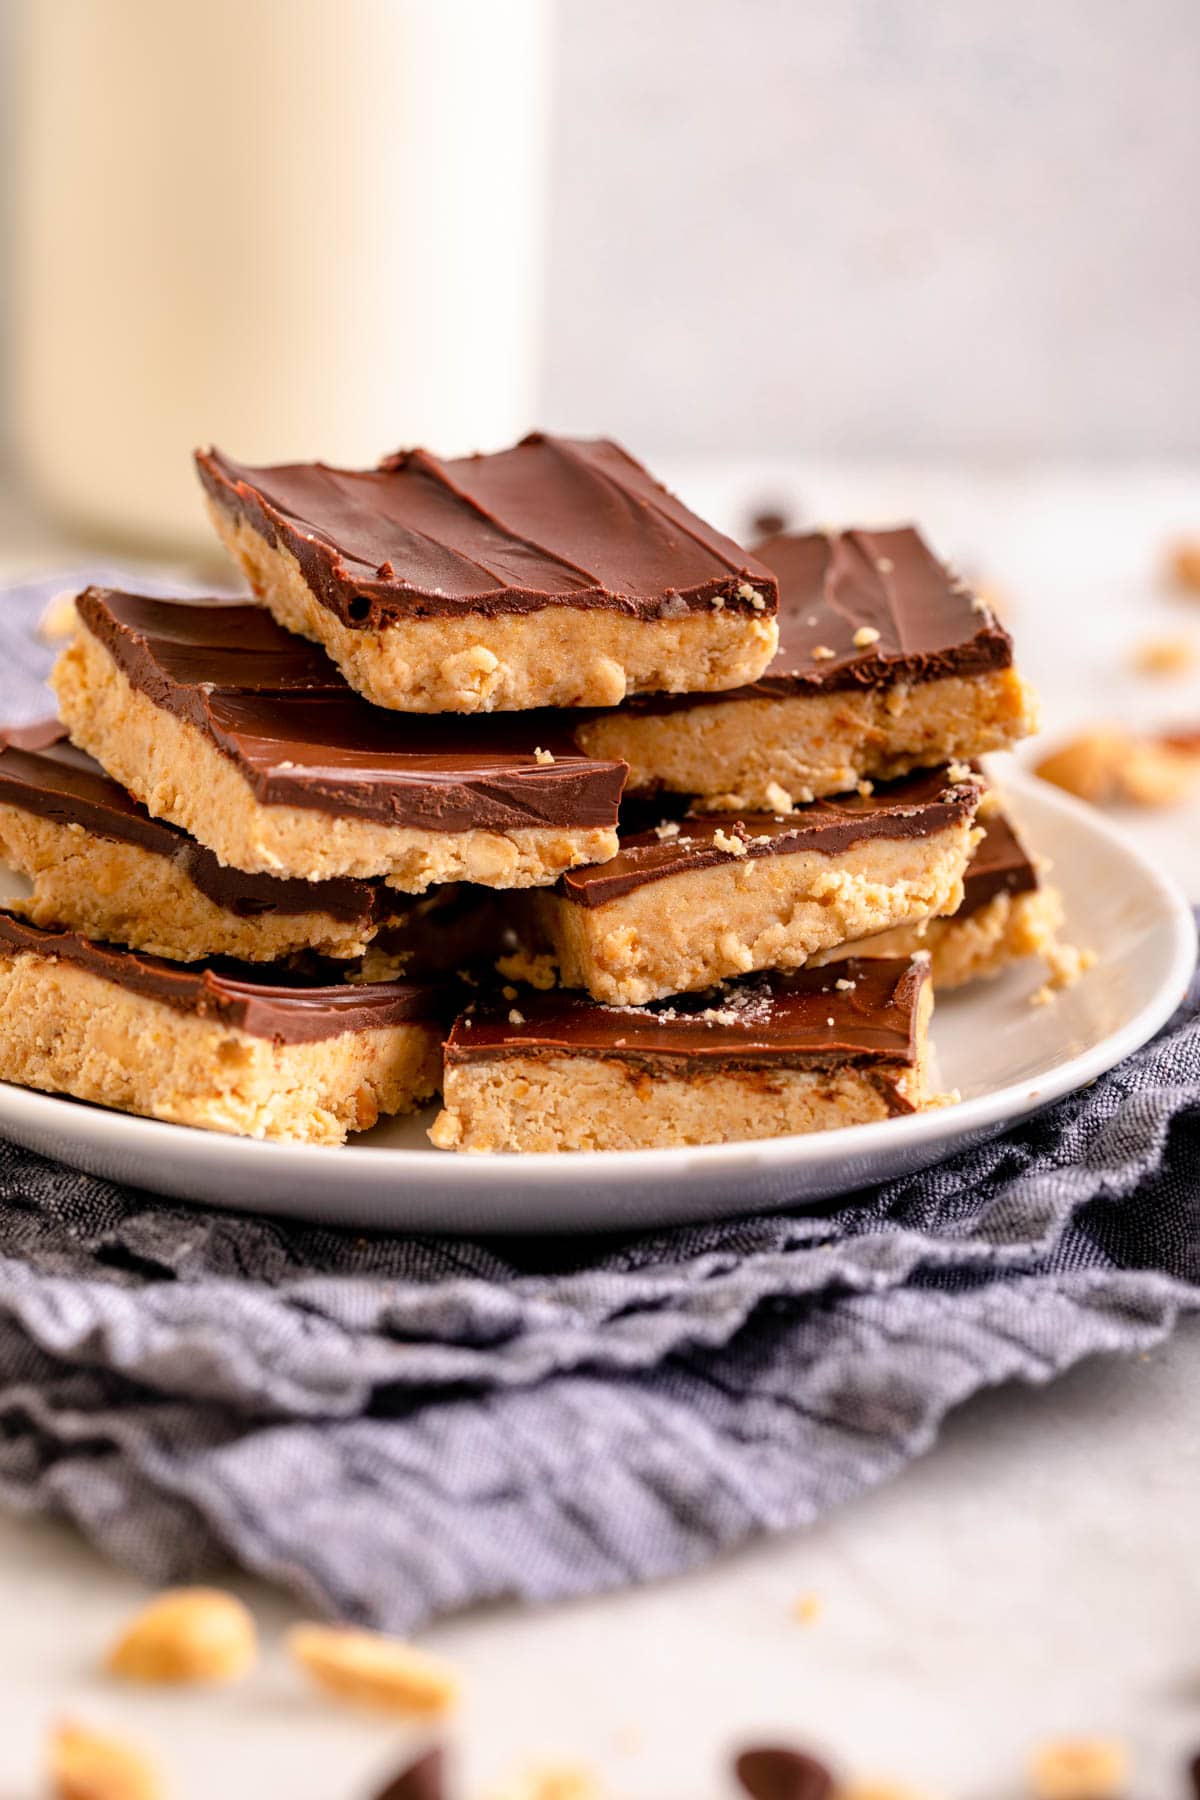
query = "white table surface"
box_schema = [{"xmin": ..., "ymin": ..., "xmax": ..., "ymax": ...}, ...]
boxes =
[{"xmin": 0, "ymin": 464, "xmax": 1198, "ymax": 1800}]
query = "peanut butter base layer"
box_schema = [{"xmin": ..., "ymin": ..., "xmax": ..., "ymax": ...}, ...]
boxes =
[
  {"xmin": 575, "ymin": 668, "xmax": 1038, "ymax": 808},
  {"xmin": 812, "ymin": 884, "xmax": 1065, "ymax": 989},
  {"xmin": 51, "ymin": 632, "xmax": 618, "ymax": 891},
  {"xmin": 209, "ymin": 505, "xmax": 780, "ymax": 715},
  {"xmin": 0, "ymin": 805, "xmax": 386, "ymax": 962},
  {"xmin": 0, "ymin": 951, "xmax": 441, "ymax": 1143},
  {"xmin": 431, "ymin": 1056, "xmax": 931, "ymax": 1154},
  {"xmin": 536, "ymin": 821, "xmax": 979, "ymax": 1005}
]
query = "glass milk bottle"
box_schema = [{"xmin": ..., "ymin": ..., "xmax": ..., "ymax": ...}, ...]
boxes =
[{"xmin": 10, "ymin": 0, "xmax": 550, "ymax": 552}]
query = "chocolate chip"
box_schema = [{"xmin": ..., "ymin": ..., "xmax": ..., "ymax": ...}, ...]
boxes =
[
  {"xmin": 748, "ymin": 505, "xmax": 794, "ymax": 541},
  {"xmin": 734, "ymin": 1744, "xmax": 835, "ymax": 1800},
  {"xmin": 373, "ymin": 1745, "xmax": 446, "ymax": 1800}
]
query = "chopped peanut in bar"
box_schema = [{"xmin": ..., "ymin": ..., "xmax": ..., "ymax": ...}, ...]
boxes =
[
  {"xmin": 1035, "ymin": 728, "xmax": 1200, "ymax": 808},
  {"xmin": 1166, "ymin": 538, "xmax": 1200, "ymax": 595},
  {"xmin": 1028, "ymin": 1737, "xmax": 1130, "ymax": 1800},
  {"xmin": 1132, "ymin": 634, "xmax": 1196, "ymax": 676},
  {"xmin": 764, "ymin": 782, "xmax": 794, "ymax": 814},
  {"xmin": 286, "ymin": 1622, "xmax": 460, "ymax": 1715},
  {"xmin": 49, "ymin": 1719, "xmax": 165, "ymax": 1800},
  {"xmin": 105, "ymin": 1586, "xmax": 258, "ymax": 1685},
  {"xmin": 533, "ymin": 747, "xmax": 556, "ymax": 765}
]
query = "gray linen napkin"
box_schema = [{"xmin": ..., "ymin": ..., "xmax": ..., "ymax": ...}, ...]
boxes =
[{"xmin": 0, "ymin": 571, "xmax": 1197, "ymax": 1629}]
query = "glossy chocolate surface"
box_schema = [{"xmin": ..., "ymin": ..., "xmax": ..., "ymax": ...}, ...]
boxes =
[
  {"xmin": 0, "ymin": 723, "xmax": 392, "ymax": 924},
  {"xmin": 75, "ymin": 589, "xmax": 627, "ymax": 832},
  {"xmin": 446, "ymin": 959, "xmax": 928, "ymax": 1072},
  {"xmin": 557, "ymin": 768, "xmax": 979, "ymax": 906},
  {"xmin": 959, "ymin": 808, "xmax": 1039, "ymax": 917},
  {"xmin": 0, "ymin": 909, "xmax": 448, "ymax": 1044},
  {"xmin": 197, "ymin": 434, "xmax": 778, "ymax": 629},
  {"xmin": 618, "ymin": 525, "xmax": 1012, "ymax": 713}
]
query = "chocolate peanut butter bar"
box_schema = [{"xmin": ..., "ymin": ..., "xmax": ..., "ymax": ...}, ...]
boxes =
[
  {"xmin": 51, "ymin": 590, "xmax": 626, "ymax": 892},
  {"xmin": 0, "ymin": 911, "xmax": 448, "ymax": 1143},
  {"xmin": 534, "ymin": 768, "xmax": 982, "ymax": 1005},
  {"xmin": 812, "ymin": 804, "xmax": 1065, "ymax": 988},
  {"xmin": 574, "ymin": 527, "xmax": 1038, "ymax": 807},
  {"xmin": 0, "ymin": 722, "xmax": 411, "ymax": 962},
  {"xmin": 196, "ymin": 434, "xmax": 779, "ymax": 714},
  {"xmin": 430, "ymin": 958, "xmax": 937, "ymax": 1153}
]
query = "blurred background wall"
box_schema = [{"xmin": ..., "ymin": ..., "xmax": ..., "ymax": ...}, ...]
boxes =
[{"xmin": 1, "ymin": 0, "xmax": 1198, "ymax": 469}]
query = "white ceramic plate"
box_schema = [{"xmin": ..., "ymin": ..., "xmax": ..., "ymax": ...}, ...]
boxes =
[{"xmin": 0, "ymin": 770, "xmax": 1193, "ymax": 1234}]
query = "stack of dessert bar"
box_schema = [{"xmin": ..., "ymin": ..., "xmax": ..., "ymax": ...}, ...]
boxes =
[{"xmin": 0, "ymin": 434, "xmax": 1048, "ymax": 1151}]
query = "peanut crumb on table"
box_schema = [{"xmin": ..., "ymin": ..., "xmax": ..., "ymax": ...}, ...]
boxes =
[
  {"xmin": 1132, "ymin": 634, "xmax": 1195, "ymax": 676},
  {"xmin": 1165, "ymin": 537, "xmax": 1200, "ymax": 594},
  {"xmin": 1036, "ymin": 728, "xmax": 1200, "ymax": 808},
  {"xmin": 1028, "ymin": 1737, "xmax": 1129, "ymax": 1800}
]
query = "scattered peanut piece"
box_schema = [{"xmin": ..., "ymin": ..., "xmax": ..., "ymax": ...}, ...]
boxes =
[
  {"xmin": 105, "ymin": 1586, "xmax": 258, "ymax": 1686},
  {"xmin": 764, "ymin": 781, "xmax": 794, "ymax": 814},
  {"xmin": 495, "ymin": 949, "xmax": 558, "ymax": 990},
  {"xmin": 791, "ymin": 1591, "xmax": 823, "ymax": 1625},
  {"xmin": 485, "ymin": 1765, "xmax": 604, "ymax": 1800},
  {"xmin": 38, "ymin": 590, "xmax": 80, "ymax": 644},
  {"xmin": 286, "ymin": 1622, "xmax": 460, "ymax": 1715},
  {"xmin": 1166, "ymin": 538, "xmax": 1200, "ymax": 595},
  {"xmin": 1035, "ymin": 728, "xmax": 1200, "ymax": 808},
  {"xmin": 1133, "ymin": 634, "xmax": 1196, "ymax": 676},
  {"xmin": 838, "ymin": 1785, "xmax": 944, "ymax": 1800},
  {"xmin": 713, "ymin": 828, "xmax": 748, "ymax": 856},
  {"xmin": 48, "ymin": 1719, "xmax": 165, "ymax": 1800},
  {"xmin": 1028, "ymin": 1736, "xmax": 1130, "ymax": 1800},
  {"xmin": 1030, "ymin": 943, "xmax": 1097, "ymax": 1008}
]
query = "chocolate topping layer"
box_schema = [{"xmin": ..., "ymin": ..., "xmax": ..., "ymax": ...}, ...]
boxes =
[
  {"xmin": 196, "ymin": 434, "xmax": 778, "ymax": 631},
  {"xmin": 959, "ymin": 809, "xmax": 1039, "ymax": 918},
  {"xmin": 557, "ymin": 768, "xmax": 980, "ymax": 907},
  {"xmin": 0, "ymin": 723, "xmax": 392, "ymax": 924},
  {"xmin": 616, "ymin": 526, "xmax": 1012, "ymax": 713},
  {"xmin": 0, "ymin": 909, "xmax": 448, "ymax": 1044},
  {"xmin": 75, "ymin": 590, "xmax": 627, "ymax": 833},
  {"xmin": 446, "ymin": 959, "xmax": 928, "ymax": 1075}
]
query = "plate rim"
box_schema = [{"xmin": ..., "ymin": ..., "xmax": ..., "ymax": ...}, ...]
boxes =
[{"xmin": 0, "ymin": 768, "xmax": 1193, "ymax": 1201}]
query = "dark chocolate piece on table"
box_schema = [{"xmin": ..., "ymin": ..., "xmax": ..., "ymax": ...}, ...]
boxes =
[{"xmin": 735, "ymin": 1745, "xmax": 837, "ymax": 1800}]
